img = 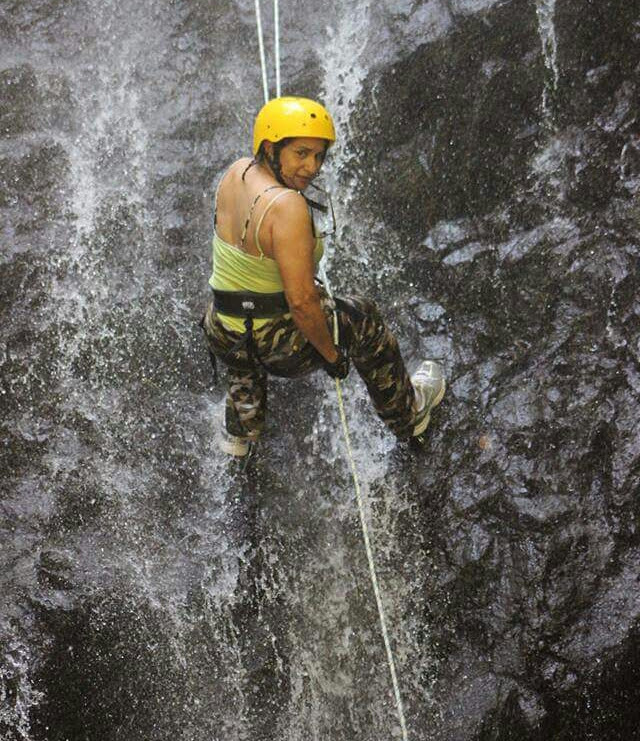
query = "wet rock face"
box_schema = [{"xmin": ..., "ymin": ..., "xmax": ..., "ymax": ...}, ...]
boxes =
[
  {"xmin": 1, "ymin": 0, "xmax": 639, "ymax": 740},
  {"xmin": 348, "ymin": 0, "xmax": 640, "ymax": 738},
  {"xmin": 555, "ymin": 0, "xmax": 640, "ymax": 126},
  {"xmin": 355, "ymin": 0, "xmax": 544, "ymax": 232},
  {"xmin": 31, "ymin": 596, "xmax": 190, "ymax": 741}
]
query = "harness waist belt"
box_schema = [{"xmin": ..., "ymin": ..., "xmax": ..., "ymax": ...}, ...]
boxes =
[{"xmin": 212, "ymin": 289, "xmax": 289, "ymax": 319}]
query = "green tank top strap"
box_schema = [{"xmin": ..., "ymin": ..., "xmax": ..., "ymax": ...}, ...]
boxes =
[{"xmin": 253, "ymin": 189, "xmax": 299, "ymax": 257}]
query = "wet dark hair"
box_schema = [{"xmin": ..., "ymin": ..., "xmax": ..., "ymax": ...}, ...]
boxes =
[
  {"xmin": 241, "ymin": 138, "xmax": 292, "ymax": 182},
  {"xmin": 243, "ymin": 138, "xmax": 329, "ymax": 184},
  {"xmin": 257, "ymin": 137, "xmax": 293, "ymax": 163}
]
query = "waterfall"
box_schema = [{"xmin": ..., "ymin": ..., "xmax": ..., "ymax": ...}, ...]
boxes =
[
  {"xmin": 61, "ymin": 0, "xmax": 152, "ymax": 281},
  {"xmin": 320, "ymin": 1, "xmax": 373, "ymax": 276},
  {"xmin": 535, "ymin": 0, "xmax": 559, "ymax": 124},
  {"xmin": 0, "ymin": 639, "xmax": 43, "ymax": 739},
  {"xmin": 314, "ymin": 3, "xmax": 443, "ymax": 737},
  {"xmin": 4, "ymin": 0, "xmax": 640, "ymax": 738},
  {"xmin": 531, "ymin": 0, "xmax": 567, "ymax": 207}
]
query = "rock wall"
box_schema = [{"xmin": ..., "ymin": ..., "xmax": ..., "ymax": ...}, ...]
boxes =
[
  {"xmin": 348, "ymin": 0, "xmax": 640, "ymax": 737},
  {"xmin": 1, "ymin": 1, "xmax": 639, "ymax": 739}
]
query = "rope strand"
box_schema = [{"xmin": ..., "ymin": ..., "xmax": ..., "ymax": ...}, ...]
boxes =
[
  {"xmin": 254, "ymin": 0, "xmax": 269, "ymax": 103},
  {"xmin": 274, "ymin": 0, "xmax": 281, "ymax": 97},
  {"xmin": 324, "ymin": 260, "xmax": 409, "ymax": 740},
  {"xmin": 334, "ymin": 377, "xmax": 410, "ymax": 741}
]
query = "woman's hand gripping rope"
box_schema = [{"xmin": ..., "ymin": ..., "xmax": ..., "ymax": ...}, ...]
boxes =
[
  {"xmin": 321, "ymin": 304, "xmax": 349, "ymax": 379},
  {"xmin": 322, "ymin": 347, "xmax": 349, "ymax": 379}
]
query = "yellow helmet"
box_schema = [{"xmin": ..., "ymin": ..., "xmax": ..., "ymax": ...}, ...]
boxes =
[{"xmin": 253, "ymin": 96, "xmax": 336, "ymax": 155}]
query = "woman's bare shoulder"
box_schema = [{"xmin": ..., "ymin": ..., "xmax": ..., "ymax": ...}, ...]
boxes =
[
  {"xmin": 224, "ymin": 157, "xmax": 253, "ymax": 179},
  {"xmin": 217, "ymin": 159, "xmax": 253, "ymax": 200},
  {"xmin": 266, "ymin": 187, "xmax": 306, "ymax": 216},
  {"xmin": 234, "ymin": 156, "xmax": 254, "ymax": 170},
  {"xmin": 268, "ymin": 190, "xmax": 313, "ymax": 243}
]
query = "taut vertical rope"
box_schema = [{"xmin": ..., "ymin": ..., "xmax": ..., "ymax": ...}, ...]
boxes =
[
  {"xmin": 333, "ymin": 376, "xmax": 410, "ymax": 740},
  {"xmin": 323, "ymin": 264, "xmax": 409, "ymax": 740},
  {"xmin": 254, "ymin": 0, "xmax": 282, "ymax": 101},
  {"xmin": 254, "ymin": 0, "xmax": 269, "ymax": 103},
  {"xmin": 274, "ymin": 0, "xmax": 281, "ymax": 96}
]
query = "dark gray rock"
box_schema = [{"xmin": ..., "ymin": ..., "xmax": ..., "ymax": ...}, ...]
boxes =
[{"xmin": 1, "ymin": 0, "xmax": 639, "ymax": 740}]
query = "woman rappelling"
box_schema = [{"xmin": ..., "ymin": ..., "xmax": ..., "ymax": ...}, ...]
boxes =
[{"xmin": 201, "ymin": 96, "xmax": 445, "ymax": 456}]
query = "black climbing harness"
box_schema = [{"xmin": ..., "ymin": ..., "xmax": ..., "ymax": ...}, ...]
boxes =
[
  {"xmin": 204, "ymin": 286, "xmax": 360, "ymax": 381},
  {"xmin": 201, "ymin": 288, "xmax": 289, "ymax": 380},
  {"xmin": 212, "ymin": 288, "xmax": 288, "ymax": 319}
]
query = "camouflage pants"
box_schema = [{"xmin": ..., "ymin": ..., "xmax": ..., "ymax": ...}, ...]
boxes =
[{"xmin": 202, "ymin": 292, "xmax": 417, "ymax": 439}]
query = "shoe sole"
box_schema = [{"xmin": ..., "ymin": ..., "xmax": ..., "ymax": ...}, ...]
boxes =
[
  {"xmin": 431, "ymin": 379, "xmax": 446, "ymax": 409},
  {"xmin": 219, "ymin": 438, "xmax": 250, "ymax": 457},
  {"xmin": 413, "ymin": 378, "xmax": 446, "ymax": 437}
]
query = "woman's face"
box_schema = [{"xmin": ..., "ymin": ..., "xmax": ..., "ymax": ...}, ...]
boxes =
[{"xmin": 267, "ymin": 137, "xmax": 328, "ymax": 190}]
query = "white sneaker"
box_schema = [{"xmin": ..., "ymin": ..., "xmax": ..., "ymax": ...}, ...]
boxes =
[
  {"xmin": 411, "ymin": 361, "xmax": 446, "ymax": 436},
  {"xmin": 219, "ymin": 429, "xmax": 253, "ymax": 457}
]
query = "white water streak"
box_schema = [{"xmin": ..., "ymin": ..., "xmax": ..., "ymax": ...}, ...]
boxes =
[
  {"xmin": 67, "ymin": 57, "xmax": 149, "ymax": 240},
  {"xmin": 535, "ymin": 0, "xmax": 559, "ymax": 122},
  {"xmin": 320, "ymin": 1, "xmax": 373, "ymax": 274},
  {"xmin": 50, "ymin": 0, "xmax": 154, "ymax": 384},
  {"xmin": 0, "ymin": 640, "xmax": 44, "ymax": 740},
  {"xmin": 311, "ymin": 3, "xmax": 442, "ymax": 737}
]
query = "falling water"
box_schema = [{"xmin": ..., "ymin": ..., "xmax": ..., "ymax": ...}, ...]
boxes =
[
  {"xmin": 315, "ymin": 4, "xmax": 449, "ymax": 736},
  {"xmin": 535, "ymin": 0, "xmax": 559, "ymax": 124},
  {"xmin": 4, "ymin": 0, "xmax": 640, "ymax": 739},
  {"xmin": 531, "ymin": 0, "xmax": 568, "ymax": 208},
  {"xmin": 320, "ymin": 1, "xmax": 373, "ymax": 275}
]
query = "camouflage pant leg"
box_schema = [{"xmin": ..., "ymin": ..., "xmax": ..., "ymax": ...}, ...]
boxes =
[
  {"xmin": 202, "ymin": 293, "xmax": 416, "ymax": 440},
  {"xmin": 224, "ymin": 367, "xmax": 268, "ymax": 438},
  {"xmin": 202, "ymin": 300, "xmax": 323, "ymax": 438},
  {"xmin": 336, "ymin": 296, "xmax": 416, "ymax": 439}
]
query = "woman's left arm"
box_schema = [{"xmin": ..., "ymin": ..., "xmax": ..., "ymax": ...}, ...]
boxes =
[{"xmin": 270, "ymin": 195, "xmax": 339, "ymax": 363}]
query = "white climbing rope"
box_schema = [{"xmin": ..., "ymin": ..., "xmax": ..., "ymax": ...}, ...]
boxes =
[
  {"xmin": 251, "ymin": 6, "xmax": 409, "ymax": 737},
  {"xmin": 254, "ymin": 0, "xmax": 282, "ymax": 101},
  {"xmin": 332, "ymin": 308, "xmax": 410, "ymax": 741},
  {"xmin": 274, "ymin": 0, "xmax": 281, "ymax": 97},
  {"xmin": 254, "ymin": 0, "xmax": 270, "ymax": 103}
]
